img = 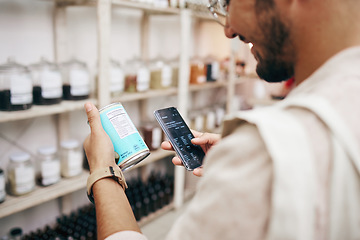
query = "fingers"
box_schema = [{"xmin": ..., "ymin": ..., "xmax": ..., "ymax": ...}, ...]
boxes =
[
  {"xmin": 171, "ymin": 156, "xmax": 182, "ymax": 166},
  {"xmin": 191, "ymin": 132, "xmax": 209, "ymax": 145},
  {"xmin": 161, "ymin": 141, "xmax": 174, "ymax": 151},
  {"xmin": 193, "ymin": 167, "xmax": 203, "ymax": 177},
  {"xmin": 84, "ymin": 102, "xmax": 103, "ymax": 135}
]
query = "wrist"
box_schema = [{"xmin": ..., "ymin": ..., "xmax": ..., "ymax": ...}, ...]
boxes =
[{"xmin": 87, "ymin": 166, "xmax": 127, "ymax": 204}]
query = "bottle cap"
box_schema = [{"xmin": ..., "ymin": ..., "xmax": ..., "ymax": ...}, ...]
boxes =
[
  {"xmin": 10, "ymin": 152, "xmax": 30, "ymax": 162},
  {"xmin": 60, "ymin": 139, "xmax": 79, "ymax": 149},
  {"xmin": 37, "ymin": 146, "xmax": 57, "ymax": 156}
]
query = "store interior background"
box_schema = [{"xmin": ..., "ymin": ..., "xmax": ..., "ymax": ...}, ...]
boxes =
[{"xmin": 0, "ymin": 0, "xmax": 282, "ymax": 236}]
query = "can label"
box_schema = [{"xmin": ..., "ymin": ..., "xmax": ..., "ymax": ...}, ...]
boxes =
[{"xmin": 99, "ymin": 103, "xmax": 149, "ymax": 168}]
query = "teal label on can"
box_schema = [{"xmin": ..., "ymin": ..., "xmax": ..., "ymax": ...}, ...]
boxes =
[{"xmin": 99, "ymin": 103, "xmax": 149, "ymax": 165}]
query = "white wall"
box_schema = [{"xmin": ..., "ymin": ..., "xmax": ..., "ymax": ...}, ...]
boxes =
[{"xmin": 0, "ymin": 0, "xmax": 236, "ymax": 236}]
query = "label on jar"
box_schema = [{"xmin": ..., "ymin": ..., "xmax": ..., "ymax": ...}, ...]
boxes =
[
  {"xmin": 15, "ymin": 166, "xmax": 35, "ymax": 194},
  {"xmin": 137, "ymin": 68, "xmax": 150, "ymax": 92},
  {"xmin": 106, "ymin": 108, "xmax": 137, "ymax": 139},
  {"xmin": 0, "ymin": 174, "xmax": 5, "ymax": 201},
  {"xmin": 10, "ymin": 74, "xmax": 32, "ymax": 104},
  {"xmin": 196, "ymin": 74, "xmax": 206, "ymax": 84},
  {"xmin": 211, "ymin": 62, "xmax": 220, "ymax": 80},
  {"xmin": 110, "ymin": 68, "xmax": 125, "ymax": 93},
  {"xmin": 41, "ymin": 160, "xmax": 61, "ymax": 186},
  {"xmin": 195, "ymin": 115, "xmax": 204, "ymax": 132},
  {"xmin": 161, "ymin": 65, "xmax": 172, "ymax": 87},
  {"xmin": 67, "ymin": 150, "xmax": 83, "ymax": 176},
  {"xmin": 69, "ymin": 69, "xmax": 90, "ymax": 96},
  {"xmin": 40, "ymin": 69, "xmax": 63, "ymax": 99},
  {"xmin": 152, "ymin": 127, "xmax": 162, "ymax": 149},
  {"xmin": 206, "ymin": 111, "xmax": 216, "ymax": 131},
  {"xmin": 215, "ymin": 107, "xmax": 225, "ymax": 127}
]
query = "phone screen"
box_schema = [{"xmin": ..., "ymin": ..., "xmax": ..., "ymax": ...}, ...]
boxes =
[{"xmin": 154, "ymin": 107, "xmax": 204, "ymax": 171}]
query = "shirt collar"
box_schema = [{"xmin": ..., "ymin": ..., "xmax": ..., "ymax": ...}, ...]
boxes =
[{"xmin": 288, "ymin": 46, "xmax": 360, "ymax": 97}]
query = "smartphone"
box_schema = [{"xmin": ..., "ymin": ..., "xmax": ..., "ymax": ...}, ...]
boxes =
[{"xmin": 154, "ymin": 107, "xmax": 205, "ymax": 171}]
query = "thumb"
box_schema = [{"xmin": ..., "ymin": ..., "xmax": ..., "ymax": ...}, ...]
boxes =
[
  {"xmin": 84, "ymin": 102, "xmax": 103, "ymax": 134},
  {"xmin": 192, "ymin": 133, "xmax": 208, "ymax": 145}
]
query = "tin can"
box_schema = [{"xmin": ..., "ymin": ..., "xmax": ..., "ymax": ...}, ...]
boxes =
[{"xmin": 99, "ymin": 102, "xmax": 150, "ymax": 171}]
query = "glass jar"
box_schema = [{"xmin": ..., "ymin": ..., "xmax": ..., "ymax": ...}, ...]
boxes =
[
  {"xmin": 204, "ymin": 55, "xmax": 220, "ymax": 82},
  {"xmin": 37, "ymin": 146, "xmax": 61, "ymax": 186},
  {"xmin": 204, "ymin": 108, "xmax": 216, "ymax": 132},
  {"xmin": 109, "ymin": 59, "xmax": 125, "ymax": 97},
  {"xmin": 0, "ymin": 58, "xmax": 33, "ymax": 111},
  {"xmin": 29, "ymin": 57, "xmax": 63, "ymax": 105},
  {"xmin": 9, "ymin": 227, "xmax": 23, "ymax": 240},
  {"xmin": 0, "ymin": 168, "xmax": 6, "ymax": 203},
  {"xmin": 61, "ymin": 59, "xmax": 90, "ymax": 100},
  {"xmin": 60, "ymin": 139, "xmax": 83, "ymax": 178},
  {"xmin": 149, "ymin": 58, "xmax": 173, "ymax": 90},
  {"xmin": 170, "ymin": 57, "xmax": 179, "ymax": 87},
  {"xmin": 189, "ymin": 57, "xmax": 206, "ymax": 85},
  {"xmin": 124, "ymin": 58, "xmax": 150, "ymax": 93},
  {"xmin": 215, "ymin": 105, "xmax": 226, "ymax": 128},
  {"xmin": 141, "ymin": 122, "xmax": 163, "ymax": 151},
  {"xmin": 7, "ymin": 152, "xmax": 35, "ymax": 196}
]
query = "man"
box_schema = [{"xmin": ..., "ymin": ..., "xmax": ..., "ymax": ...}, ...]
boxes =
[{"xmin": 84, "ymin": 0, "xmax": 360, "ymax": 239}]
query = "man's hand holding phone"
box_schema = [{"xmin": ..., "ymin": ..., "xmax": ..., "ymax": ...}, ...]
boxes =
[{"xmin": 161, "ymin": 130, "xmax": 221, "ymax": 177}]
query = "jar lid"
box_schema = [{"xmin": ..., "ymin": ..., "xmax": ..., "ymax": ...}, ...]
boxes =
[
  {"xmin": 9, "ymin": 227, "xmax": 23, "ymax": 236},
  {"xmin": 10, "ymin": 152, "xmax": 31, "ymax": 162},
  {"xmin": 38, "ymin": 146, "xmax": 57, "ymax": 156},
  {"xmin": 61, "ymin": 139, "xmax": 79, "ymax": 149}
]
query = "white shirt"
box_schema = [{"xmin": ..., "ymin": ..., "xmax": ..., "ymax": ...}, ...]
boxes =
[{"xmin": 107, "ymin": 46, "xmax": 360, "ymax": 240}]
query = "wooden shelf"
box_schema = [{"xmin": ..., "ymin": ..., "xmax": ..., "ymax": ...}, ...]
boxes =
[
  {"xmin": 59, "ymin": 0, "xmax": 180, "ymax": 14},
  {"xmin": 0, "ymin": 170, "xmax": 89, "ymax": 219},
  {"xmin": 0, "ymin": 99, "xmax": 97, "ymax": 124},
  {"xmin": 0, "ymin": 149, "xmax": 172, "ymax": 219},
  {"xmin": 112, "ymin": 87, "xmax": 178, "ymax": 103},
  {"xmin": 189, "ymin": 81, "xmax": 227, "ymax": 92},
  {"xmin": 189, "ymin": 77, "xmax": 247, "ymax": 92}
]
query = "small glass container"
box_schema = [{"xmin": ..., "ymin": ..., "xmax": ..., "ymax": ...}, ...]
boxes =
[
  {"xmin": 215, "ymin": 105, "xmax": 226, "ymax": 128},
  {"xmin": 60, "ymin": 139, "xmax": 83, "ymax": 178},
  {"xmin": 124, "ymin": 58, "xmax": 150, "ymax": 93},
  {"xmin": 7, "ymin": 152, "xmax": 35, "ymax": 196},
  {"xmin": 0, "ymin": 168, "xmax": 6, "ymax": 203},
  {"xmin": 0, "ymin": 58, "xmax": 33, "ymax": 111},
  {"xmin": 204, "ymin": 108, "xmax": 216, "ymax": 132},
  {"xmin": 61, "ymin": 59, "xmax": 90, "ymax": 100},
  {"xmin": 141, "ymin": 122, "xmax": 163, "ymax": 151},
  {"xmin": 189, "ymin": 57, "xmax": 206, "ymax": 85},
  {"xmin": 170, "ymin": 57, "xmax": 179, "ymax": 87},
  {"xmin": 109, "ymin": 59, "xmax": 125, "ymax": 97},
  {"xmin": 149, "ymin": 58, "xmax": 173, "ymax": 90},
  {"xmin": 30, "ymin": 57, "xmax": 63, "ymax": 105},
  {"xmin": 204, "ymin": 56, "xmax": 220, "ymax": 82},
  {"xmin": 37, "ymin": 146, "xmax": 61, "ymax": 186},
  {"xmin": 9, "ymin": 227, "xmax": 23, "ymax": 240}
]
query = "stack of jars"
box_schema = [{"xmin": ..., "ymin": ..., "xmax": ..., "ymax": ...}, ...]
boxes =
[
  {"xmin": 0, "ymin": 57, "xmax": 91, "ymax": 112},
  {"xmin": 0, "ymin": 139, "xmax": 83, "ymax": 203},
  {"xmin": 189, "ymin": 56, "xmax": 220, "ymax": 85}
]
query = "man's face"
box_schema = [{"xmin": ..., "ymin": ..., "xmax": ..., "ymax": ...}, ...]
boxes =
[{"xmin": 226, "ymin": 0, "xmax": 295, "ymax": 82}]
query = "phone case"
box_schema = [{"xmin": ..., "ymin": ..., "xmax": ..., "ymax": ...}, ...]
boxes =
[{"xmin": 154, "ymin": 107, "xmax": 204, "ymax": 171}]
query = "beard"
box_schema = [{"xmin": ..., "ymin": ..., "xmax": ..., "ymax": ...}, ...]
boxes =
[{"xmin": 254, "ymin": 0, "xmax": 295, "ymax": 83}]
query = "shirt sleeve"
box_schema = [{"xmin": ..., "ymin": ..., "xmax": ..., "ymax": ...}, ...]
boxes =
[
  {"xmin": 165, "ymin": 123, "xmax": 273, "ymax": 240},
  {"xmin": 105, "ymin": 231, "xmax": 149, "ymax": 240}
]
